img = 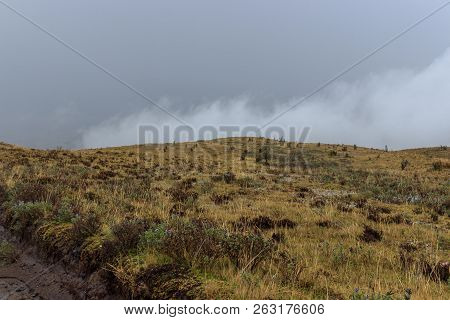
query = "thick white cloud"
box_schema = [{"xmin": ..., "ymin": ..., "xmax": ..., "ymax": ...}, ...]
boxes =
[{"xmin": 82, "ymin": 48, "xmax": 450, "ymax": 150}]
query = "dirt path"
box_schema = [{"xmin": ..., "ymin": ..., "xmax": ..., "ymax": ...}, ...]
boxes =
[{"xmin": 0, "ymin": 225, "xmax": 110, "ymax": 300}]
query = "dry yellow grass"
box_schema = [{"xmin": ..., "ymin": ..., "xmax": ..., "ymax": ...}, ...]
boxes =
[{"xmin": 0, "ymin": 139, "xmax": 448, "ymax": 299}]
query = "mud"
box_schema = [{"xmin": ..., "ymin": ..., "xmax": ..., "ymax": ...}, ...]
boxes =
[{"xmin": 0, "ymin": 225, "xmax": 110, "ymax": 300}]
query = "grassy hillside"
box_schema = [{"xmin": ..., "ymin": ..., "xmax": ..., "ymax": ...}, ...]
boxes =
[{"xmin": 0, "ymin": 138, "xmax": 448, "ymax": 299}]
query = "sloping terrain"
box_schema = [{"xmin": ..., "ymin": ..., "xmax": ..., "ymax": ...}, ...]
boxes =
[
  {"xmin": 0, "ymin": 225, "xmax": 109, "ymax": 299},
  {"xmin": 0, "ymin": 139, "xmax": 448, "ymax": 299}
]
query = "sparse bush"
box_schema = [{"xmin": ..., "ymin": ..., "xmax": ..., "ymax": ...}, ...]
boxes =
[
  {"xmin": 433, "ymin": 198, "xmax": 450, "ymax": 216},
  {"xmin": 210, "ymin": 192, "xmax": 232, "ymax": 205},
  {"xmin": 36, "ymin": 222, "xmax": 76, "ymax": 257},
  {"xmin": 316, "ymin": 220, "xmax": 334, "ymax": 228},
  {"xmin": 72, "ymin": 211, "xmax": 102, "ymax": 241},
  {"xmin": 80, "ymin": 233, "xmax": 115, "ymax": 272},
  {"xmin": 271, "ymin": 232, "xmax": 285, "ymax": 243},
  {"xmin": 422, "ymin": 261, "xmax": 449, "ymax": 283},
  {"xmin": 359, "ymin": 225, "xmax": 382, "ymax": 243},
  {"xmin": 233, "ymin": 216, "xmax": 297, "ymax": 231},
  {"xmin": 3, "ymin": 202, "xmax": 52, "ymax": 238},
  {"xmin": 0, "ymin": 137, "xmax": 448, "ymax": 300},
  {"xmin": 236, "ymin": 176, "xmax": 261, "ymax": 189},
  {"xmin": 54, "ymin": 200, "xmax": 76, "ymax": 223},
  {"xmin": 168, "ymin": 179, "xmax": 198, "ymax": 204},
  {"xmin": 431, "ymin": 161, "xmax": 450, "ymax": 171},
  {"xmin": 430, "ymin": 211, "xmax": 439, "ymax": 222},
  {"xmin": 257, "ymin": 145, "xmax": 271, "ymax": 164},
  {"xmin": 223, "ymin": 171, "xmax": 236, "ymax": 184},
  {"xmin": 329, "ymin": 150, "xmax": 337, "ymax": 157},
  {"xmin": 331, "ymin": 244, "xmax": 349, "ymax": 268},
  {"xmin": 401, "ymin": 159, "xmax": 409, "ymax": 170},
  {"xmin": 10, "ymin": 182, "xmax": 48, "ymax": 203},
  {"xmin": 140, "ymin": 218, "xmax": 274, "ymax": 270},
  {"xmin": 310, "ymin": 197, "xmax": 326, "ymax": 208},
  {"xmin": 111, "ymin": 217, "xmax": 149, "ymax": 253}
]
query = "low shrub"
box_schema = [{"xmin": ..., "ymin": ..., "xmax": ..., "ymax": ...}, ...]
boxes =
[
  {"xmin": 431, "ymin": 161, "xmax": 450, "ymax": 171},
  {"xmin": 401, "ymin": 159, "xmax": 409, "ymax": 170},
  {"xmin": 168, "ymin": 179, "xmax": 198, "ymax": 204},
  {"xmin": 135, "ymin": 263, "xmax": 205, "ymax": 299},
  {"xmin": 210, "ymin": 192, "xmax": 232, "ymax": 205},
  {"xmin": 80, "ymin": 233, "xmax": 115, "ymax": 272},
  {"xmin": 10, "ymin": 182, "xmax": 48, "ymax": 203},
  {"xmin": 233, "ymin": 215, "xmax": 297, "ymax": 231},
  {"xmin": 140, "ymin": 218, "xmax": 274, "ymax": 270},
  {"xmin": 359, "ymin": 225, "xmax": 382, "ymax": 243},
  {"xmin": 2, "ymin": 202, "xmax": 52, "ymax": 239},
  {"xmin": 111, "ymin": 217, "xmax": 149, "ymax": 253},
  {"xmin": 236, "ymin": 176, "xmax": 261, "ymax": 188},
  {"xmin": 36, "ymin": 222, "xmax": 76, "ymax": 257},
  {"xmin": 223, "ymin": 171, "xmax": 236, "ymax": 184}
]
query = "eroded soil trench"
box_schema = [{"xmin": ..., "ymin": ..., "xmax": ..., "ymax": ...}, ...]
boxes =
[{"xmin": 0, "ymin": 225, "xmax": 109, "ymax": 300}]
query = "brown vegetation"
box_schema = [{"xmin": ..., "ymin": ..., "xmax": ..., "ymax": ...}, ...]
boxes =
[{"xmin": 0, "ymin": 139, "xmax": 448, "ymax": 299}]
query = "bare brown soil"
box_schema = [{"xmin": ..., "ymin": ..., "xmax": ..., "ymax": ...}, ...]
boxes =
[{"xmin": 0, "ymin": 225, "xmax": 110, "ymax": 300}]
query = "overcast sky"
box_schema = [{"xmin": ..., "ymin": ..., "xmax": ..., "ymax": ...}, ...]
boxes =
[{"xmin": 1, "ymin": 0, "xmax": 449, "ymax": 149}]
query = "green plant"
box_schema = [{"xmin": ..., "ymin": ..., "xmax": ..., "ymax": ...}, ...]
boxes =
[
  {"xmin": 139, "ymin": 218, "xmax": 274, "ymax": 270},
  {"xmin": 55, "ymin": 200, "xmax": 76, "ymax": 223},
  {"xmin": 0, "ymin": 240, "xmax": 17, "ymax": 266},
  {"xmin": 10, "ymin": 182, "xmax": 48, "ymax": 203},
  {"xmin": 111, "ymin": 217, "xmax": 149, "ymax": 252},
  {"xmin": 5, "ymin": 201, "xmax": 52, "ymax": 237}
]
